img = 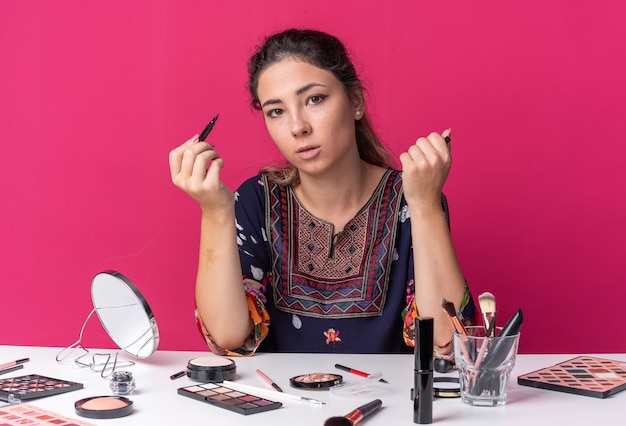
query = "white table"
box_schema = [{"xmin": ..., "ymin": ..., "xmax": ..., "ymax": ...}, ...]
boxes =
[{"xmin": 1, "ymin": 346, "xmax": 624, "ymax": 425}]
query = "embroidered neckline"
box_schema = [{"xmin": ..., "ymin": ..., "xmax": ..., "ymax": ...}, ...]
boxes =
[
  {"xmin": 288, "ymin": 169, "xmax": 394, "ymax": 237},
  {"xmin": 264, "ymin": 169, "xmax": 403, "ymax": 319}
]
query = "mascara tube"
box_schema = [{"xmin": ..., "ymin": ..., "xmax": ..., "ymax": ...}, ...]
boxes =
[{"xmin": 414, "ymin": 317, "xmax": 433, "ymax": 424}]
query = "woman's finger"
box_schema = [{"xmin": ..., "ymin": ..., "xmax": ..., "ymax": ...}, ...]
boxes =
[
  {"xmin": 169, "ymin": 134, "xmax": 200, "ymax": 179},
  {"xmin": 192, "ymin": 149, "xmax": 220, "ymax": 182}
]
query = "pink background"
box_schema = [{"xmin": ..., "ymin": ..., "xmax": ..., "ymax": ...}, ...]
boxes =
[{"xmin": 2, "ymin": 1, "xmax": 625, "ymax": 354}]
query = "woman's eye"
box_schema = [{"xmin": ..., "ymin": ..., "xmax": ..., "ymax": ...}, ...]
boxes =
[
  {"xmin": 268, "ymin": 109, "xmax": 283, "ymax": 118},
  {"xmin": 308, "ymin": 95, "xmax": 327, "ymax": 105}
]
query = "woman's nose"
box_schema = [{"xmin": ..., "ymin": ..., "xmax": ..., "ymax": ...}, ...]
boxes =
[{"xmin": 290, "ymin": 110, "xmax": 312, "ymax": 137}]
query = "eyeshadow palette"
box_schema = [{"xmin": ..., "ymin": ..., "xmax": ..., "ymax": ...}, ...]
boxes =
[
  {"xmin": 0, "ymin": 374, "xmax": 83, "ymax": 402},
  {"xmin": 517, "ymin": 356, "xmax": 626, "ymax": 398},
  {"xmin": 178, "ymin": 382, "xmax": 282, "ymax": 415},
  {"xmin": 0, "ymin": 403, "xmax": 96, "ymax": 426}
]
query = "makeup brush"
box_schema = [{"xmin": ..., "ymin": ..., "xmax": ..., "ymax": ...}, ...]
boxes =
[
  {"xmin": 324, "ymin": 399, "xmax": 383, "ymax": 426},
  {"xmin": 440, "ymin": 298, "xmax": 467, "ymax": 337},
  {"xmin": 478, "ymin": 292, "xmax": 497, "ymax": 337},
  {"xmin": 474, "ymin": 292, "xmax": 497, "ymax": 372},
  {"xmin": 441, "ymin": 298, "xmax": 472, "ymax": 363}
]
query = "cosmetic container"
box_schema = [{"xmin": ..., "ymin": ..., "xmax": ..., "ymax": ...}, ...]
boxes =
[{"xmin": 109, "ymin": 371, "xmax": 135, "ymax": 396}]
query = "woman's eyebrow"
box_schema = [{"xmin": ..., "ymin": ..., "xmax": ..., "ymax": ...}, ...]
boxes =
[
  {"xmin": 295, "ymin": 82, "xmax": 325, "ymax": 96},
  {"xmin": 261, "ymin": 83, "xmax": 326, "ymax": 108}
]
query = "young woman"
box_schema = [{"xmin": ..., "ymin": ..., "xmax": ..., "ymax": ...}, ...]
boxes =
[{"xmin": 169, "ymin": 29, "xmax": 474, "ymax": 356}]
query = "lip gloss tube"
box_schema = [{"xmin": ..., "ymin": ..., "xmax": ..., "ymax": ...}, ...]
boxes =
[{"xmin": 414, "ymin": 317, "xmax": 434, "ymax": 424}]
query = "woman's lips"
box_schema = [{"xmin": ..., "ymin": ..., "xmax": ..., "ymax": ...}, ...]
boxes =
[{"xmin": 296, "ymin": 146, "xmax": 320, "ymax": 160}]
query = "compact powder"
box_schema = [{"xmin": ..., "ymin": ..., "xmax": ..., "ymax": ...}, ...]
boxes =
[
  {"xmin": 290, "ymin": 373, "xmax": 342, "ymax": 389},
  {"xmin": 75, "ymin": 396, "xmax": 133, "ymax": 419},
  {"xmin": 186, "ymin": 356, "xmax": 237, "ymax": 382},
  {"xmin": 81, "ymin": 397, "xmax": 127, "ymax": 410}
]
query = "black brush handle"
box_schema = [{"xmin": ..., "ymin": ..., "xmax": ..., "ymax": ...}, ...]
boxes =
[
  {"xmin": 358, "ymin": 399, "xmax": 383, "ymax": 420},
  {"xmin": 486, "ymin": 316, "xmax": 497, "ymax": 337}
]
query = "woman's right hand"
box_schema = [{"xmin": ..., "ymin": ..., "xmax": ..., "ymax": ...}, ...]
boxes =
[{"xmin": 168, "ymin": 135, "xmax": 234, "ymax": 212}]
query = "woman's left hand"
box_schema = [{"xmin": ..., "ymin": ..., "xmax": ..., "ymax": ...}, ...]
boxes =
[{"xmin": 399, "ymin": 129, "xmax": 452, "ymax": 214}]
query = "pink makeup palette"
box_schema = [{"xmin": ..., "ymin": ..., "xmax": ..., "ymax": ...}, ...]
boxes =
[
  {"xmin": 178, "ymin": 382, "xmax": 282, "ymax": 415},
  {"xmin": 0, "ymin": 374, "xmax": 83, "ymax": 402},
  {"xmin": 517, "ymin": 356, "xmax": 626, "ymax": 398},
  {"xmin": 0, "ymin": 403, "xmax": 96, "ymax": 426}
]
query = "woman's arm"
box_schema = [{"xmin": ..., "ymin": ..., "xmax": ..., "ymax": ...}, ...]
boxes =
[
  {"xmin": 399, "ymin": 130, "xmax": 466, "ymax": 346},
  {"xmin": 169, "ymin": 136, "xmax": 252, "ymax": 349},
  {"xmin": 194, "ymin": 209, "xmax": 253, "ymax": 349}
]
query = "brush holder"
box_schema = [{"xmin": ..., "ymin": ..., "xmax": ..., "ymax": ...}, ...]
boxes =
[{"xmin": 454, "ymin": 326, "xmax": 520, "ymax": 406}]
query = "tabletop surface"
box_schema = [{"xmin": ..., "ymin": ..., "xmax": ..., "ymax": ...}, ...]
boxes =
[{"xmin": 1, "ymin": 345, "xmax": 625, "ymax": 425}]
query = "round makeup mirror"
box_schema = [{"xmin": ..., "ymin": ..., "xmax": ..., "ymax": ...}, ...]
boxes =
[{"xmin": 91, "ymin": 270, "xmax": 159, "ymax": 358}]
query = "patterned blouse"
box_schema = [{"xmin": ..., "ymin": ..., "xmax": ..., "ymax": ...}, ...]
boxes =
[{"xmin": 196, "ymin": 169, "xmax": 474, "ymax": 356}]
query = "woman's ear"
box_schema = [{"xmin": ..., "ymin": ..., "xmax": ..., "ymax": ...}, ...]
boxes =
[{"xmin": 351, "ymin": 86, "xmax": 365, "ymax": 119}]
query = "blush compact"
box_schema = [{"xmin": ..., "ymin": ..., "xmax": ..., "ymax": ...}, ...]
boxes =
[
  {"xmin": 290, "ymin": 373, "xmax": 342, "ymax": 389},
  {"xmin": 186, "ymin": 356, "xmax": 237, "ymax": 382},
  {"xmin": 75, "ymin": 395, "xmax": 133, "ymax": 419}
]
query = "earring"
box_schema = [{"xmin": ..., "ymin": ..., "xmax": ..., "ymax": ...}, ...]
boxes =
[{"xmin": 355, "ymin": 111, "xmax": 362, "ymax": 116}]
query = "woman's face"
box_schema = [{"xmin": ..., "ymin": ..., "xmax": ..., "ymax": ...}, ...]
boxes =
[{"xmin": 256, "ymin": 57, "xmax": 362, "ymax": 176}]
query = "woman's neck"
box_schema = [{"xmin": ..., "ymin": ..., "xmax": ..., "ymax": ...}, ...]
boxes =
[{"xmin": 294, "ymin": 161, "xmax": 387, "ymax": 231}]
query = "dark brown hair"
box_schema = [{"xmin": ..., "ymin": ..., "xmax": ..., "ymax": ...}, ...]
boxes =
[{"xmin": 248, "ymin": 29, "xmax": 395, "ymax": 184}]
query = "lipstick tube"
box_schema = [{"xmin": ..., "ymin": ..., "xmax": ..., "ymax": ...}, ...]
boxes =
[{"xmin": 414, "ymin": 317, "xmax": 433, "ymax": 424}]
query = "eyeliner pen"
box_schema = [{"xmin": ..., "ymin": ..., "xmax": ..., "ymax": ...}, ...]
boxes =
[
  {"xmin": 198, "ymin": 113, "xmax": 220, "ymax": 141},
  {"xmin": 169, "ymin": 370, "xmax": 186, "ymax": 380}
]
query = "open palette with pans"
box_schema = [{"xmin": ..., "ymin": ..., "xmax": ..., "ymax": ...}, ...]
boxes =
[
  {"xmin": 517, "ymin": 356, "xmax": 626, "ymax": 398},
  {"xmin": 0, "ymin": 403, "xmax": 96, "ymax": 426},
  {"xmin": 178, "ymin": 382, "xmax": 282, "ymax": 415},
  {"xmin": 0, "ymin": 374, "xmax": 83, "ymax": 402}
]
